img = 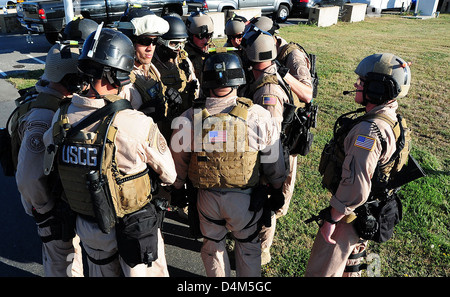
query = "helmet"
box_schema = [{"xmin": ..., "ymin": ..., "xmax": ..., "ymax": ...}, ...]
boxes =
[
  {"xmin": 60, "ymin": 18, "xmax": 98, "ymax": 44},
  {"xmin": 120, "ymin": 6, "xmax": 154, "ymax": 22},
  {"xmin": 44, "ymin": 43, "xmax": 79, "ymax": 83},
  {"xmin": 241, "ymin": 29, "xmax": 277, "ymax": 62},
  {"xmin": 118, "ymin": 9, "xmax": 169, "ymax": 39},
  {"xmin": 202, "ymin": 53, "xmax": 246, "ymax": 89},
  {"xmin": 186, "ymin": 11, "xmax": 214, "ymax": 36},
  {"xmin": 158, "ymin": 15, "xmax": 188, "ymax": 50},
  {"xmin": 78, "ymin": 28, "xmax": 135, "ymax": 87},
  {"xmin": 355, "ymin": 53, "xmax": 411, "ymax": 104},
  {"xmin": 248, "ymin": 16, "xmax": 279, "ymax": 35},
  {"xmin": 225, "ymin": 15, "xmax": 247, "ymax": 36}
]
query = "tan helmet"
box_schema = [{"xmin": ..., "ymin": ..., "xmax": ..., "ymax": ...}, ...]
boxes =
[
  {"xmin": 44, "ymin": 43, "xmax": 80, "ymax": 83},
  {"xmin": 225, "ymin": 15, "xmax": 247, "ymax": 36},
  {"xmin": 241, "ymin": 29, "xmax": 277, "ymax": 62},
  {"xmin": 355, "ymin": 53, "xmax": 411, "ymax": 104},
  {"xmin": 248, "ymin": 16, "xmax": 279, "ymax": 35},
  {"xmin": 186, "ymin": 11, "xmax": 214, "ymax": 36}
]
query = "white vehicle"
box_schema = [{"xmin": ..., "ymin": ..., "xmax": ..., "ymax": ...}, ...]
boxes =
[
  {"xmin": 0, "ymin": 0, "xmax": 17, "ymax": 9},
  {"xmin": 187, "ymin": 0, "xmax": 293, "ymax": 22},
  {"xmin": 350, "ymin": 0, "xmax": 412, "ymax": 11}
]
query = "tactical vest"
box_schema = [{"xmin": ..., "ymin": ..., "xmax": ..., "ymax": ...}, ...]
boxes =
[
  {"xmin": 188, "ymin": 98, "xmax": 260, "ymax": 189},
  {"xmin": 7, "ymin": 89, "xmax": 61, "ymax": 173},
  {"xmin": 129, "ymin": 69, "xmax": 168, "ymax": 117},
  {"xmin": 184, "ymin": 42, "xmax": 208, "ymax": 80},
  {"xmin": 53, "ymin": 96, "xmax": 152, "ymax": 218},
  {"xmin": 318, "ymin": 109, "xmax": 411, "ymax": 196},
  {"xmin": 155, "ymin": 50, "xmax": 194, "ymax": 111}
]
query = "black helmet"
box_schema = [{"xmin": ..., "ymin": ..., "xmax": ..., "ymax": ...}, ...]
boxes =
[
  {"xmin": 61, "ymin": 18, "xmax": 98, "ymax": 44},
  {"xmin": 78, "ymin": 28, "xmax": 135, "ymax": 87},
  {"xmin": 202, "ymin": 53, "xmax": 246, "ymax": 89},
  {"xmin": 161, "ymin": 15, "xmax": 188, "ymax": 40},
  {"xmin": 120, "ymin": 6, "xmax": 155, "ymax": 22}
]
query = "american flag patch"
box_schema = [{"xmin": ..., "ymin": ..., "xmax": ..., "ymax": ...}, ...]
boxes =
[
  {"xmin": 208, "ymin": 130, "xmax": 227, "ymax": 143},
  {"xmin": 263, "ymin": 96, "xmax": 277, "ymax": 106},
  {"xmin": 354, "ymin": 135, "xmax": 376, "ymax": 151}
]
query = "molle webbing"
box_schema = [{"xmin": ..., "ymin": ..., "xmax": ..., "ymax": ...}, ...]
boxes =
[
  {"xmin": 9, "ymin": 92, "xmax": 62, "ymax": 170},
  {"xmin": 56, "ymin": 104, "xmax": 111, "ymax": 217},
  {"xmin": 129, "ymin": 70, "xmax": 167, "ymax": 105},
  {"xmin": 188, "ymin": 98, "xmax": 260, "ymax": 189},
  {"xmin": 55, "ymin": 99, "xmax": 152, "ymax": 218}
]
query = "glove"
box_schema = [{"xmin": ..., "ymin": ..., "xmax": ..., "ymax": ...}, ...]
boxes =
[
  {"xmin": 170, "ymin": 186, "xmax": 188, "ymax": 208},
  {"xmin": 269, "ymin": 185, "xmax": 285, "ymax": 211},
  {"xmin": 165, "ymin": 88, "xmax": 182, "ymax": 109}
]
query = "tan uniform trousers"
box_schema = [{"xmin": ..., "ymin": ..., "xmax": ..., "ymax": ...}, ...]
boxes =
[
  {"xmin": 259, "ymin": 154, "xmax": 297, "ymax": 251},
  {"xmin": 75, "ymin": 216, "xmax": 169, "ymax": 277},
  {"xmin": 197, "ymin": 189, "xmax": 263, "ymax": 277},
  {"xmin": 305, "ymin": 220, "xmax": 367, "ymax": 277},
  {"xmin": 37, "ymin": 223, "xmax": 84, "ymax": 277}
]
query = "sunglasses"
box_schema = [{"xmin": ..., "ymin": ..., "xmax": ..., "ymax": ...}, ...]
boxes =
[
  {"xmin": 195, "ymin": 33, "xmax": 213, "ymax": 40},
  {"xmin": 136, "ymin": 36, "xmax": 158, "ymax": 46},
  {"xmin": 231, "ymin": 34, "xmax": 243, "ymax": 39}
]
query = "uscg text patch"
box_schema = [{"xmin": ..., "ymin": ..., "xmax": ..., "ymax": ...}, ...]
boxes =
[{"xmin": 354, "ymin": 135, "xmax": 376, "ymax": 151}]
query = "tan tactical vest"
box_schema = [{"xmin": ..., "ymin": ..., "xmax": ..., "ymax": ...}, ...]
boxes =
[
  {"xmin": 53, "ymin": 96, "xmax": 152, "ymax": 218},
  {"xmin": 319, "ymin": 111, "xmax": 411, "ymax": 195},
  {"xmin": 188, "ymin": 98, "xmax": 260, "ymax": 189},
  {"xmin": 9, "ymin": 91, "xmax": 61, "ymax": 171}
]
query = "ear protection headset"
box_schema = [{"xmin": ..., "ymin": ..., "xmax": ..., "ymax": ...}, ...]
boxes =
[
  {"xmin": 59, "ymin": 73, "xmax": 88, "ymax": 94},
  {"xmin": 363, "ymin": 72, "xmax": 401, "ymax": 105}
]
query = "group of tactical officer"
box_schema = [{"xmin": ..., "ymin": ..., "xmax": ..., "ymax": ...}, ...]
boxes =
[{"xmin": 13, "ymin": 6, "xmax": 413, "ymax": 277}]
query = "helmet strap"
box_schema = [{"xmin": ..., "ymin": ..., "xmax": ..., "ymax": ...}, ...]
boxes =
[{"xmin": 211, "ymin": 87, "xmax": 235, "ymax": 98}]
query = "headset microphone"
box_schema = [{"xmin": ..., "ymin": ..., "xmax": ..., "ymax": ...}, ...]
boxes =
[{"xmin": 343, "ymin": 90, "xmax": 362, "ymax": 95}]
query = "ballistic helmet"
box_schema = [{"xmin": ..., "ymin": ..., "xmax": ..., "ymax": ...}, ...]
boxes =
[
  {"xmin": 61, "ymin": 18, "xmax": 98, "ymax": 44},
  {"xmin": 44, "ymin": 43, "xmax": 80, "ymax": 83},
  {"xmin": 241, "ymin": 29, "xmax": 277, "ymax": 62},
  {"xmin": 355, "ymin": 53, "xmax": 411, "ymax": 104},
  {"xmin": 225, "ymin": 15, "xmax": 247, "ymax": 36},
  {"xmin": 202, "ymin": 53, "xmax": 246, "ymax": 89},
  {"xmin": 78, "ymin": 28, "xmax": 135, "ymax": 87},
  {"xmin": 186, "ymin": 11, "xmax": 214, "ymax": 36},
  {"xmin": 158, "ymin": 15, "xmax": 188, "ymax": 51},
  {"xmin": 248, "ymin": 16, "xmax": 279, "ymax": 35}
]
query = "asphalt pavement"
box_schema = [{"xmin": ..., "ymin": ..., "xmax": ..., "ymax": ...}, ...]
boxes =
[
  {"xmin": 0, "ymin": 18, "xmax": 309, "ymax": 276},
  {"xmin": 0, "ymin": 63, "xmax": 208, "ymax": 278}
]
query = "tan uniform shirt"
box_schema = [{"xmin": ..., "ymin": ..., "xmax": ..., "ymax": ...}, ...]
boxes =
[
  {"xmin": 16, "ymin": 85, "xmax": 64, "ymax": 215},
  {"xmin": 252, "ymin": 63, "xmax": 290, "ymax": 130},
  {"xmin": 43, "ymin": 94, "xmax": 177, "ymax": 184},
  {"xmin": 276, "ymin": 36, "xmax": 312, "ymax": 88},
  {"xmin": 330, "ymin": 101, "xmax": 399, "ymax": 215},
  {"xmin": 170, "ymin": 95, "xmax": 286, "ymax": 189}
]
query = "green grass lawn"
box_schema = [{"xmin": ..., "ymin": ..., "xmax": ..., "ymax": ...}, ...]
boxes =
[
  {"xmin": 7, "ymin": 14, "xmax": 449, "ymax": 277},
  {"xmin": 263, "ymin": 14, "xmax": 449, "ymax": 277}
]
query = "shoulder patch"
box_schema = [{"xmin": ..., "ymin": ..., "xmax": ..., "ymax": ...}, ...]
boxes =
[
  {"xmin": 262, "ymin": 95, "xmax": 277, "ymax": 106},
  {"xmin": 157, "ymin": 132, "xmax": 168, "ymax": 154},
  {"xmin": 354, "ymin": 135, "xmax": 376, "ymax": 151}
]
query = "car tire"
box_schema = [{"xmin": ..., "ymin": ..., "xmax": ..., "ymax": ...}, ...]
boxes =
[{"xmin": 275, "ymin": 4, "xmax": 289, "ymax": 23}]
